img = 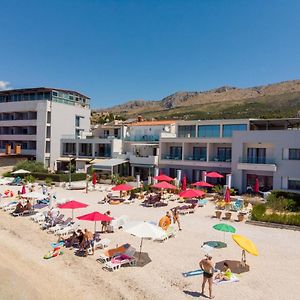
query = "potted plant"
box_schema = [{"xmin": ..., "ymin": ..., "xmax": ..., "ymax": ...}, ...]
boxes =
[
  {"xmin": 225, "ymin": 210, "xmax": 232, "ymax": 220},
  {"xmin": 215, "ymin": 210, "xmax": 222, "ymax": 219}
]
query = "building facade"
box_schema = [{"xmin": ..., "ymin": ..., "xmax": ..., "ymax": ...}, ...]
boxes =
[
  {"xmin": 159, "ymin": 118, "xmax": 300, "ymax": 193},
  {"xmin": 0, "ymin": 88, "xmax": 90, "ymax": 169}
]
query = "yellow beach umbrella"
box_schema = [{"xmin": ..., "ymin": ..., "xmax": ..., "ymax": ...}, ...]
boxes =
[{"xmin": 232, "ymin": 234, "xmax": 258, "ymax": 257}]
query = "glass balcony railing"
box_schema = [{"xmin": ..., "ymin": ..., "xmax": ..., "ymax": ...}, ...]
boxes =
[
  {"xmin": 184, "ymin": 156, "xmax": 207, "ymax": 161},
  {"xmin": 239, "ymin": 157, "xmax": 276, "ymax": 164},
  {"xmin": 210, "ymin": 157, "xmax": 232, "ymax": 162},
  {"xmin": 125, "ymin": 135, "xmax": 160, "ymax": 142},
  {"xmin": 161, "ymin": 155, "xmax": 182, "ymax": 160}
]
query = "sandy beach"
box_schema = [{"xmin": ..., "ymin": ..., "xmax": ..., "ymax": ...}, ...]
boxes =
[{"xmin": 0, "ymin": 184, "xmax": 299, "ymax": 300}]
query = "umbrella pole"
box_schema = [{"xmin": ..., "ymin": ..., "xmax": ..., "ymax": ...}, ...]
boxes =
[
  {"xmin": 72, "ymin": 209, "xmax": 74, "ymax": 220},
  {"xmin": 139, "ymin": 238, "xmax": 143, "ymax": 261},
  {"xmin": 94, "ymin": 221, "xmax": 96, "ymax": 233}
]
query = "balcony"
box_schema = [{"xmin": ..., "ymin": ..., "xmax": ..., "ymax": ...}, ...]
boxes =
[
  {"xmin": 209, "ymin": 157, "xmax": 232, "ymax": 163},
  {"xmin": 184, "ymin": 155, "xmax": 207, "ymax": 161},
  {"xmin": 237, "ymin": 157, "xmax": 277, "ymax": 172},
  {"xmin": 130, "ymin": 155, "xmax": 158, "ymax": 166},
  {"xmin": 125, "ymin": 135, "xmax": 159, "ymax": 142},
  {"xmin": 161, "ymin": 155, "xmax": 182, "ymax": 160}
]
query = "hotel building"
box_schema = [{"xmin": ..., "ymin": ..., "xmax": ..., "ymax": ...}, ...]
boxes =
[
  {"xmin": 0, "ymin": 88, "xmax": 90, "ymax": 169},
  {"xmin": 159, "ymin": 118, "xmax": 300, "ymax": 193}
]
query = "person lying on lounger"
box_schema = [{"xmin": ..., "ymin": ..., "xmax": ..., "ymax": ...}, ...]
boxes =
[
  {"xmin": 214, "ymin": 262, "xmax": 232, "ymax": 282},
  {"xmin": 23, "ymin": 200, "xmax": 32, "ymax": 211},
  {"xmin": 13, "ymin": 201, "xmax": 24, "ymax": 214}
]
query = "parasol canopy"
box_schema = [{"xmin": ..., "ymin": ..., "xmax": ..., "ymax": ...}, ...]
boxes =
[
  {"xmin": 179, "ymin": 189, "xmax": 205, "ymax": 198},
  {"xmin": 152, "ymin": 181, "xmax": 177, "ymax": 190},
  {"xmin": 192, "ymin": 181, "xmax": 214, "ymax": 187},
  {"xmin": 206, "ymin": 172, "xmax": 223, "ymax": 178},
  {"xmin": 153, "ymin": 174, "xmax": 174, "ymax": 181},
  {"xmin": 111, "ymin": 184, "xmax": 134, "ymax": 191},
  {"xmin": 232, "ymin": 234, "xmax": 258, "ymax": 256}
]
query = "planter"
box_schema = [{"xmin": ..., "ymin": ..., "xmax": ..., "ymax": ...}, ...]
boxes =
[
  {"xmin": 225, "ymin": 212, "xmax": 232, "ymax": 220},
  {"xmin": 237, "ymin": 214, "xmax": 245, "ymax": 222},
  {"xmin": 215, "ymin": 210, "xmax": 222, "ymax": 219}
]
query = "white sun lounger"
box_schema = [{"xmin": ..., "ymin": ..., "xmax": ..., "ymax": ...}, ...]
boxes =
[
  {"xmin": 102, "ymin": 255, "xmax": 136, "ymax": 271},
  {"xmin": 154, "ymin": 225, "xmax": 177, "ymax": 242},
  {"xmin": 94, "ymin": 238, "xmax": 111, "ymax": 250}
]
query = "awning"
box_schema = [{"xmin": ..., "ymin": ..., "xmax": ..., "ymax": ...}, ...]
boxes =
[
  {"xmin": 75, "ymin": 158, "xmax": 92, "ymax": 162},
  {"xmin": 131, "ymin": 164, "xmax": 155, "ymax": 168},
  {"xmin": 131, "ymin": 143, "xmax": 159, "ymax": 146},
  {"xmin": 56, "ymin": 157, "xmax": 72, "ymax": 162},
  {"xmin": 92, "ymin": 158, "xmax": 128, "ymax": 171}
]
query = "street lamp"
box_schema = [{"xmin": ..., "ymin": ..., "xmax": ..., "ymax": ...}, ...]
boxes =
[{"xmin": 68, "ymin": 155, "xmax": 73, "ymax": 187}]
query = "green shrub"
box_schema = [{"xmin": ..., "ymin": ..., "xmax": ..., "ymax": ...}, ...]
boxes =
[
  {"xmin": 251, "ymin": 204, "xmax": 267, "ymax": 220},
  {"xmin": 13, "ymin": 160, "xmax": 47, "ymax": 173},
  {"xmin": 267, "ymin": 191, "xmax": 300, "ymax": 212},
  {"xmin": 45, "ymin": 177, "xmax": 53, "ymax": 186},
  {"xmin": 24, "ymin": 175, "xmax": 36, "ymax": 183},
  {"xmin": 212, "ymin": 185, "xmax": 223, "ymax": 194},
  {"xmin": 2, "ymin": 171, "xmax": 12, "ymax": 177},
  {"xmin": 30, "ymin": 172, "xmax": 86, "ymax": 182}
]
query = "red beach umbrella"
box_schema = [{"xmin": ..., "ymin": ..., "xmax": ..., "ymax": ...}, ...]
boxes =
[
  {"xmin": 179, "ymin": 189, "xmax": 205, "ymax": 198},
  {"xmin": 191, "ymin": 181, "xmax": 214, "ymax": 187},
  {"xmin": 253, "ymin": 178, "xmax": 259, "ymax": 193},
  {"xmin": 206, "ymin": 172, "xmax": 224, "ymax": 178},
  {"xmin": 152, "ymin": 181, "xmax": 177, "ymax": 190},
  {"xmin": 77, "ymin": 211, "xmax": 113, "ymax": 232},
  {"xmin": 92, "ymin": 173, "xmax": 97, "ymax": 185},
  {"xmin": 224, "ymin": 187, "xmax": 231, "ymax": 203},
  {"xmin": 153, "ymin": 174, "xmax": 174, "ymax": 182},
  {"xmin": 182, "ymin": 176, "xmax": 187, "ymax": 191},
  {"xmin": 58, "ymin": 200, "xmax": 88, "ymax": 219},
  {"xmin": 111, "ymin": 184, "xmax": 134, "ymax": 191}
]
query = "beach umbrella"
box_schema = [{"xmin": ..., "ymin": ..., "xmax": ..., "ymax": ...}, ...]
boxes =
[
  {"xmin": 77, "ymin": 211, "xmax": 113, "ymax": 232},
  {"xmin": 111, "ymin": 184, "xmax": 134, "ymax": 191},
  {"xmin": 92, "ymin": 173, "xmax": 97, "ymax": 185},
  {"xmin": 179, "ymin": 189, "xmax": 205, "ymax": 198},
  {"xmin": 224, "ymin": 187, "xmax": 231, "ymax": 203},
  {"xmin": 152, "ymin": 181, "xmax": 177, "ymax": 190},
  {"xmin": 206, "ymin": 172, "xmax": 223, "ymax": 178},
  {"xmin": 192, "ymin": 181, "xmax": 214, "ymax": 187},
  {"xmin": 58, "ymin": 200, "xmax": 88, "ymax": 219},
  {"xmin": 213, "ymin": 223, "xmax": 236, "ymax": 244},
  {"xmin": 123, "ymin": 221, "xmax": 166, "ymax": 259},
  {"xmin": 153, "ymin": 174, "xmax": 174, "ymax": 182},
  {"xmin": 232, "ymin": 234, "xmax": 258, "ymax": 265},
  {"xmin": 181, "ymin": 176, "xmax": 187, "ymax": 191},
  {"xmin": 12, "ymin": 169, "xmax": 31, "ymax": 174},
  {"xmin": 21, "ymin": 185, "xmax": 26, "ymax": 195},
  {"xmin": 253, "ymin": 177, "xmax": 259, "ymax": 193}
]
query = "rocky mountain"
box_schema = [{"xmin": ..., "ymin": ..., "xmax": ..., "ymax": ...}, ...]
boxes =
[{"xmin": 92, "ymin": 80, "xmax": 300, "ymax": 122}]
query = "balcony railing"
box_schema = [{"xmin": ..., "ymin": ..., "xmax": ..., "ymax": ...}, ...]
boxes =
[
  {"xmin": 125, "ymin": 135, "xmax": 159, "ymax": 142},
  {"xmin": 184, "ymin": 156, "xmax": 207, "ymax": 161},
  {"xmin": 239, "ymin": 157, "xmax": 276, "ymax": 164},
  {"xmin": 210, "ymin": 157, "xmax": 232, "ymax": 162},
  {"xmin": 161, "ymin": 155, "xmax": 182, "ymax": 160}
]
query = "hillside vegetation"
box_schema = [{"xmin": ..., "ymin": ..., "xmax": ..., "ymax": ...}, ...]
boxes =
[{"xmin": 92, "ymin": 80, "xmax": 300, "ymax": 122}]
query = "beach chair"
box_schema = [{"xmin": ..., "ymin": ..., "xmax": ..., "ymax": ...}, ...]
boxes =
[
  {"xmin": 54, "ymin": 222, "xmax": 79, "ymax": 236},
  {"xmin": 4, "ymin": 203, "xmax": 17, "ymax": 212},
  {"xmin": 30, "ymin": 211, "xmax": 44, "ymax": 221},
  {"xmin": 47, "ymin": 217, "xmax": 73, "ymax": 234},
  {"xmin": 102, "ymin": 254, "xmax": 136, "ymax": 271},
  {"xmin": 154, "ymin": 225, "xmax": 177, "ymax": 242},
  {"xmin": 97, "ymin": 243, "xmax": 133, "ymax": 263},
  {"xmin": 231, "ymin": 199, "xmax": 244, "ymax": 212},
  {"xmin": 41, "ymin": 214, "xmax": 65, "ymax": 230}
]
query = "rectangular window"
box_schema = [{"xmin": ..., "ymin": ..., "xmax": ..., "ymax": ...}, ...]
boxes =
[
  {"xmin": 223, "ymin": 124, "xmax": 247, "ymax": 137},
  {"xmin": 193, "ymin": 147, "xmax": 207, "ymax": 160},
  {"xmin": 289, "ymin": 149, "xmax": 300, "ymax": 160},
  {"xmin": 46, "ymin": 141, "xmax": 51, "ymax": 153},
  {"xmin": 217, "ymin": 147, "xmax": 232, "ymax": 162},
  {"xmin": 169, "ymin": 146, "xmax": 182, "ymax": 160},
  {"xmin": 47, "ymin": 112, "xmax": 51, "ymax": 123},
  {"xmin": 198, "ymin": 125, "xmax": 220, "ymax": 138},
  {"xmin": 247, "ymin": 148, "xmax": 266, "ymax": 163},
  {"xmin": 63, "ymin": 143, "xmax": 76, "ymax": 155},
  {"xmin": 288, "ymin": 179, "xmax": 300, "ymax": 190},
  {"xmin": 75, "ymin": 116, "xmax": 81, "ymax": 127},
  {"xmin": 114, "ymin": 128, "xmax": 119, "ymax": 138},
  {"xmin": 178, "ymin": 125, "xmax": 196, "ymax": 138}
]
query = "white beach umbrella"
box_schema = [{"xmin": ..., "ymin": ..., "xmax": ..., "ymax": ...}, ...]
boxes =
[
  {"xmin": 12, "ymin": 169, "xmax": 31, "ymax": 174},
  {"xmin": 123, "ymin": 221, "xmax": 166, "ymax": 259}
]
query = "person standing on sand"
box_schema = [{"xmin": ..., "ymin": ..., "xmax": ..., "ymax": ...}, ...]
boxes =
[
  {"xmin": 199, "ymin": 255, "xmax": 215, "ymax": 299},
  {"xmin": 172, "ymin": 208, "xmax": 181, "ymax": 231}
]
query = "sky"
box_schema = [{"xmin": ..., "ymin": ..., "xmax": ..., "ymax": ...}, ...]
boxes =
[{"xmin": 1, "ymin": 0, "xmax": 300, "ymax": 108}]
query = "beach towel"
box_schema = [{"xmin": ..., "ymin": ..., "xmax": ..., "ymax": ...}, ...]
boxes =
[
  {"xmin": 182, "ymin": 268, "xmax": 219, "ymax": 277},
  {"xmin": 213, "ymin": 273, "xmax": 239, "ymax": 285}
]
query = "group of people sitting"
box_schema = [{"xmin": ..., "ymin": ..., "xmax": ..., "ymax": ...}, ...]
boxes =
[
  {"xmin": 13, "ymin": 200, "xmax": 32, "ymax": 214},
  {"xmin": 58, "ymin": 228, "xmax": 98, "ymax": 256}
]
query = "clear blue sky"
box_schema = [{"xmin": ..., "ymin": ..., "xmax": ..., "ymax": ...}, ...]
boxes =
[{"xmin": 1, "ymin": 0, "xmax": 300, "ymax": 108}]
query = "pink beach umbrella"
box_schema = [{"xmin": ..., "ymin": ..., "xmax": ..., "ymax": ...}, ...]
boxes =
[
  {"xmin": 92, "ymin": 173, "xmax": 97, "ymax": 186},
  {"xmin": 192, "ymin": 181, "xmax": 214, "ymax": 188},
  {"xmin": 179, "ymin": 189, "xmax": 205, "ymax": 198},
  {"xmin": 153, "ymin": 174, "xmax": 174, "ymax": 182},
  {"xmin": 111, "ymin": 184, "xmax": 134, "ymax": 191},
  {"xmin": 152, "ymin": 181, "xmax": 177, "ymax": 190},
  {"xmin": 206, "ymin": 172, "xmax": 224, "ymax": 178},
  {"xmin": 58, "ymin": 200, "xmax": 89, "ymax": 219},
  {"xmin": 77, "ymin": 211, "xmax": 113, "ymax": 233},
  {"xmin": 182, "ymin": 176, "xmax": 187, "ymax": 191},
  {"xmin": 253, "ymin": 178, "xmax": 259, "ymax": 193}
]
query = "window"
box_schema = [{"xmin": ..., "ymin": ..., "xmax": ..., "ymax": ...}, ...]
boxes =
[
  {"xmin": 47, "ymin": 112, "xmax": 51, "ymax": 123},
  {"xmin": 52, "ymin": 91, "xmax": 58, "ymax": 97},
  {"xmin": 104, "ymin": 130, "xmax": 109, "ymax": 138},
  {"xmin": 169, "ymin": 146, "xmax": 182, "ymax": 159},
  {"xmin": 217, "ymin": 147, "xmax": 232, "ymax": 161},
  {"xmin": 63, "ymin": 143, "xmax": 76, "ymax": 155},
  {"xmin": 46, "ymin": 141, "xmax": 51, "ymax": 153},
  {"xmin": 198, "ymin": 125, "xmax": 220, "ymax": 138},
  {"xmin": 288, "ymin": 179, "xmax": 300, "ymax": 190},
  {"xmin": 247, "ymin": 148, "xmax": 266, "ymax": 163},
  {"xmin": 178, "ymin": 125, "xmax": 196, "ymax": 137},
  {"xmin": 114, "ymin": 128, "xmax": 119, "ymax": 138},
  {"xmin": 75, "ymin": 116, "xmax": 81, "ymax": 127},
  {"xmin": 223, "ymin": 124, "xmax": 247, "ymax": 137},
  {"xmin": 289, "ymin": 149, "xmax": 300, "ymax": 160},
  {"xmin": 193, "ymin": 147, "xmax": 207, "ymax": 160}
]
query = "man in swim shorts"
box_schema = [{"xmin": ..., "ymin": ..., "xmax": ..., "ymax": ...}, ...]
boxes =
[{"xmin": 199, "ymin": 255, "xmax": 215, "ymax": 299}]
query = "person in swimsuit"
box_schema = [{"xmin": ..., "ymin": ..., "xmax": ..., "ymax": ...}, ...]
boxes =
[
  {"xmin": 215, "ymin": 262, "xmax": 232, "ymax": 281},
  {"xmin": 199, "ymin": 255, "xmax": 215, "ymax": 299},
  {"xmin": 172, "ymin": 208, "xmax": 182, "ymax": 231}
]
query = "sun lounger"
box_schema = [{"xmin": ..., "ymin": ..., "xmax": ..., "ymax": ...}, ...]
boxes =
[
  {"xmin": 12, "ymin": 209, "xmax": 35, "ymax": 217},
  {"xmin": 102, "ymin": 254, "xmax": 136, "ymax": 271},
  {"xmin": 54, "ymin": 222, "xmax": 79, "ymax": 236},
  {"xmin": 97, "ymin": 243, "xmax": 133, "ymax": 263},
  {"xmin": 213, "ymin": 273, "xmax": 239, "ymax": 285},
  {"xmin": 3, "ymin": 203, "xmax": 17, "ymax": 212},
  {"xmin": 41, "ymin": 214, "xmax": 65, "ymax": 230},
  {"xmin": 47, "ymin": 217, "xmax": 73, "ymax": 233},
  {"xmin": 154, "ymin": 225, "xmax": 177, "ymax": 242}
]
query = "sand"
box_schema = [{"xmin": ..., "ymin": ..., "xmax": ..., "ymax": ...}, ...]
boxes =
[{"xmin": 0, "ymin": 184, "xmax": 299, "ymax": 300}]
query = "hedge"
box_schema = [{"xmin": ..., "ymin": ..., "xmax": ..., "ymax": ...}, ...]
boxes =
[
  {"xmin": 252, "ymin": 204, "xmax": 300, "ymax": 226},
  {"xmin": 31, "ymin": 172, "xmax": 86, "ymax": 182}
]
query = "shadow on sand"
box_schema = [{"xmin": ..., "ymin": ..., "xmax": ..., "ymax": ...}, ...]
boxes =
[
  {"xmin": 203, "ymin": 241, "xmax": 227, "ymax": 249},
  {"xmin": 215, "ymin": 260, "xmax": 250, "ymax": 274},
  {"xmin": 133, "ymin": 252, "xmax": 152, "ymax": 267}
]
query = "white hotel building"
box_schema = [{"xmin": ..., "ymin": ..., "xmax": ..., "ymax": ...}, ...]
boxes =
[
  {"xmin": 159, "ymin": 118, "xmax": 300, "ymax": 193},
  {"xmin": 0, "ymin": 88, "xmax": 90, "ymax": 169}
]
